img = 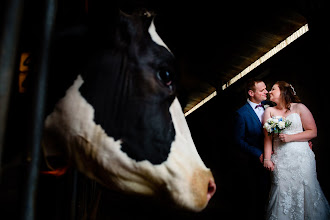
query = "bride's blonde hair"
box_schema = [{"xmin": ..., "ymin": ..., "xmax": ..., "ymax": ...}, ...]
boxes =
[{"xmin": 275, "ymin": 81, "xmax": 301, "ymax": 110}]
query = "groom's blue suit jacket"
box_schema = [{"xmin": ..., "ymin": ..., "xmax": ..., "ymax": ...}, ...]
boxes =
[{"xmin": 234, "ymin": 102, "xmax": 265, "ymax": 159}]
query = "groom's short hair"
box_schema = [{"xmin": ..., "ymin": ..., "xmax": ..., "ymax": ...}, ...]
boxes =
[{"xmin": 246, "ymin": 78, "xmax": 264, "ymax": 97}]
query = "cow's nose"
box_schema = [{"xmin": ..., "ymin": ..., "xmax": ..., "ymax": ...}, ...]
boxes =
[{"xmin": 207, "ymin": 178, "xmax": 216, "ymax": 201}]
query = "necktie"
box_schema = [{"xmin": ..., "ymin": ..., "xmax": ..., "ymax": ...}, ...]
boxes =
[{"xmin": 255, "ymin": 104, "xmax": 263, "ymax": 109}]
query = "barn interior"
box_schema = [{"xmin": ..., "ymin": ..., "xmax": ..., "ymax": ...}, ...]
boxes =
[{"xmin": 1, "ymin": 0, "xmax": 329, "ymax": 219}]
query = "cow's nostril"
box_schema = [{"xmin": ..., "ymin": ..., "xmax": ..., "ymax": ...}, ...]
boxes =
[{"xmin": 207, "ymin": 178, "xmax": 216, "ymax": 201}]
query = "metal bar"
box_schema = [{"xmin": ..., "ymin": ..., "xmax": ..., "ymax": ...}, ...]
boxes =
[
  {"xmin": 0, "ymin": 0, "xmax": 25, "ymax": 179},
  {"xmin": 20, "ymin": 0, "xmax": 57, "ymax": 219},
  {"xmin": 70, "ymin": 170, "xmax": 78, "ymax": 220}
]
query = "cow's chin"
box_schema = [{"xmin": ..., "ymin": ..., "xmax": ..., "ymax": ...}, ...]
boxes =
[
  {"xmin": 42, "ymin": 75, "xmax": 215, "ymax": 212},
  {"xmin": 163, "ymin": 98, "xmax": 216, "ymax": 211}
]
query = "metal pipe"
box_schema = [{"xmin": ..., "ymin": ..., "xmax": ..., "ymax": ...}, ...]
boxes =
[
  {"xmin": 0, "ymin": 0, "xmax": 25, "ymax": 179},
  {"xmin": 70, "ymin": 170, "xmax": 78, "ymax": 220},
  {"xmin": 20, "ymin": 0, "xmax": 57, "ymax": 219}
]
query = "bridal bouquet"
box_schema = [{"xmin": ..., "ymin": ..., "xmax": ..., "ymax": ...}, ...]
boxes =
[{"xmin": 263, "ymin": 116, "xmax": 292, "ymax": 135}]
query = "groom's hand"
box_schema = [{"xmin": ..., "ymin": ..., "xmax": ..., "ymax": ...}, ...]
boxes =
[
  {"xmin": 308, "ymin": 140, "xmax": 313, "ymax": 150},
  {"xmin": 259, "ymin": 154, "xmax": 264, "ymax": 164}
]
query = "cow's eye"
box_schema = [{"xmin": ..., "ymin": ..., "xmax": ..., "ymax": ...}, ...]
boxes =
[{"xmin": 157, "ymin": 70, "xmax": 173, "ymax": 87}]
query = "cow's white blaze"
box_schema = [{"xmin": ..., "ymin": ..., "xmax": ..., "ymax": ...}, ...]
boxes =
[
  {"xmin": 148, "ymin": 19, "xmax": 171, "ymax": 53},
  {"xmin": 43, "ymin": 75, "xmax": 213, "ymax": 211}
]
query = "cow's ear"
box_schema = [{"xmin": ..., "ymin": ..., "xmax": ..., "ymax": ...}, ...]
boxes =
[
  {"xmin": 116, "ymin": 10, "xmax": 154, "ymax": 47},
  {"xmin": 137, "ymin": 9, "xmax": 155, "ymax": 32},
  {"xmin": 117, "ymin": 10, "xmax": 137, "ymax": 45}
]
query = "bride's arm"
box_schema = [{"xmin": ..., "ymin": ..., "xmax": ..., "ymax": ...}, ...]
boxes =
[
  {"xmin": 263, "ymin": 108, "xmax": 274, "ymax": 171},
  {"xmin": 279, "ymin": 103, "xmax": 317, "ymax": 142}
]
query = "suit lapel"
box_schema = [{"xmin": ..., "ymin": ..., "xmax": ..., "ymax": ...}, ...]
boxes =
[{"xmin": 244, "ymin": 103, "xmax": 262, "ymax": 127}]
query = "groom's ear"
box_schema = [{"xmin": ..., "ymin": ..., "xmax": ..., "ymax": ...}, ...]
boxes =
[{"xmin": 248, "ymin": 90, "xmax": 254, "ymax": 97}]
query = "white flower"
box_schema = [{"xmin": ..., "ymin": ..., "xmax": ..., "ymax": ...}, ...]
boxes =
[
  {"xmin": 264, "ymin": 104, "xmax": 270, "ymax": 109},
  {"xmin": 263, "ymin": 123, "xmax": 272, "ymax": 133},
  {"xmin": 278, "ymin": 121, "xmax": 286, "ymax": 129}
]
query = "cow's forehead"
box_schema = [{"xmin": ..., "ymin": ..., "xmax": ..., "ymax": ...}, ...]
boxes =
[{"xmin": 148, "ymin": 19, "xmax": 171, "ymax": 53}]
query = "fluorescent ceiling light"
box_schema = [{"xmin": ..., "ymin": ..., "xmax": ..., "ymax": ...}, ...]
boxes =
[
  {"xmin": 222, "ymin": 23, "xmax": 309, "ymax": 90},
  {"xmin": 184, "ymin": 23, "xmax": 309, "ymax": 117}
]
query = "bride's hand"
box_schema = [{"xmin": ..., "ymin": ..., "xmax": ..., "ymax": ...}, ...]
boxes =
[
  {"xmin": 279, "ymin": 133, "xmax": 292, "ymax": 142},
  {"xmin": 263, "ymin": 160, "xmax": 274, "ymax": 171}
]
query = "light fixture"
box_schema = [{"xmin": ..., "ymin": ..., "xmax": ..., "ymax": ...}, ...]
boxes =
[{"xmin": 184, "ymin": 23, "xmax": 309, "ymax": 117}]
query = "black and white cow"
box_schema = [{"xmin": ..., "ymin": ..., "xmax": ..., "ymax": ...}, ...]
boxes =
[{"xmin": 42, "ymin": 10, "xmax": 216, "ymax": 212}]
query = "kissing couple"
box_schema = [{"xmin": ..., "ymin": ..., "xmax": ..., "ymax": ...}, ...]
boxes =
[{"xmin": 234, "ymin": 78, "xmax": 330, "ymax": 220}]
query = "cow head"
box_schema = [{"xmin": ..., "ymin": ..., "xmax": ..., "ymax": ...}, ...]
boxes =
[{"xmin": 43, "ymin": 10, "xmax": 216, "ymax": 212}]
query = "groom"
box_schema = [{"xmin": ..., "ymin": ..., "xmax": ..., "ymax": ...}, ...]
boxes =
[{"xmin": 234, "ymin": 78, "xmax": 270, "ymax": 220}]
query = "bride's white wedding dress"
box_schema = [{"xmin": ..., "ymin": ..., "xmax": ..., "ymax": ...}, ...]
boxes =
[{"xmin": 267, "ymin": 113, "xmax": 330, "ymax": 220}]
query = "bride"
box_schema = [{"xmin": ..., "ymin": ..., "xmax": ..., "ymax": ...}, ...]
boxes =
[{"xmin": 263, "ymin": 81, "xmax": 330, "ymax": 220}]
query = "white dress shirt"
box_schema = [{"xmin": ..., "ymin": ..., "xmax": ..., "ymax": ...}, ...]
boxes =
[{"xmin": 247, "ymin": 99, "xmax": 264, "ymax": 122}]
